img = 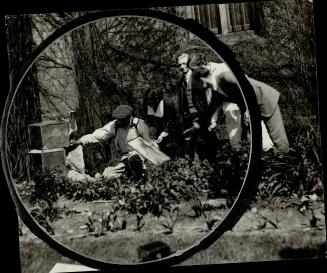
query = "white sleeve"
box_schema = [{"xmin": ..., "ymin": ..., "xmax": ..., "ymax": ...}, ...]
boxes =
[
  {"xmin": 80, "ymin": 120, "xmax": 116, "ymax": 145},
  {"xmin": 208, "ymin": 62, "xmax": 230, "ymax": 75},
  {"xmin": 206, "ymin": 62, "xmax": 230, "ymax": 91},
  {"xmin": 211, "ymin": 108, "xmax": 219, "ymax": 123}
]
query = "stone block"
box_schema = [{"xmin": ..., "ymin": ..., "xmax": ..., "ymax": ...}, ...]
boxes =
[
  {"xmin": 28, "ymin": 120, "xmax": 69, "ymax": 150},
  {"xmin": 28, "ymin": 148, "xmax": 66, "ymax": 175},
  {"xmin": 137, "ymin": 241, "xmax": 171, "ymax": 262}
]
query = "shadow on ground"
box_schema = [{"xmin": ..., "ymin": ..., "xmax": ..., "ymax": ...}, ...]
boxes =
[{"xmin": 279, "ymin": 243, "xmax": 326, "ymax": 259}]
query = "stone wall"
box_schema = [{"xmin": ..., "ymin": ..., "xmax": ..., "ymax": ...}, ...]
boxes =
[{"xmin": 32, "ymin": 15, "xmax": 79, "ymax": 120}]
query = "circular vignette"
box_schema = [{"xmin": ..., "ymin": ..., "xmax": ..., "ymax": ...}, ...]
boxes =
[{"xmin": 0, "ymin": 9, "xmax": 262, "ymax": 270}]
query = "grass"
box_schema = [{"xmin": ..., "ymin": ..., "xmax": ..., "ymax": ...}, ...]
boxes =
[
  {"xmin": 19, "ymin": 202, "xmax": 326, "ymax": 273},
  {"xmin": 20, "ymin": 228, "xmax": 325, "ymax": 273}
]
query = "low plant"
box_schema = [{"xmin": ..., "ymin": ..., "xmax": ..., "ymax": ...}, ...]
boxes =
[
  {"xmin": 80, "ymin": 206, "xmax": 128, "ymax": 237},
  {"xmin": 30, "ymin": 204, "xmax": 56, "ymax": 235},
  {"xmin": 202, "ymin": 210, "xmax": 222, "ymax": 231},
  {"xmin": 135, "ymin": 212, "xmax": 146, "ymax": 232},
  {"xmin": 160, "ymin": 205, "xmax": 179, "ymax": 234},
  {"xmin": 258, "ymin": 125, "xmax": 323, "ymax": 201},
  {"xmin": 251, "ymin": 207, "xmax": 279, "ymax": 230}
]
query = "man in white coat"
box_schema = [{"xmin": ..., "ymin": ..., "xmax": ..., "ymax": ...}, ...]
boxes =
[{"xmin": 200, "ymin": 61, "xmax": 274, "ymax": 151}]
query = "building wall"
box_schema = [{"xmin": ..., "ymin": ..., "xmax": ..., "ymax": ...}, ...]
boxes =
[
  {"xmin": 183, "ymin": 3, "xmax": 262, "ymax": 43},
  {"xmin": 32, "ymin": 15, "xmax": 79, "ymax": 120}
]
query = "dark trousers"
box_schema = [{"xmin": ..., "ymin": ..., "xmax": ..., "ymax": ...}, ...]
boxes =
[
  {"xmin": 264, "ymin": 105, "xmax": 289, "ymax": 151},
  {"xmin": 185, "ymin": 129, "xmax": 218, "ymax": 163},
  {"xmin": 159, "ymin": 134, "xmax": 185, "ymax": 159},
  {"xmin": 122, "ymin": 153, "xmax": 145, "ymax": 178}
]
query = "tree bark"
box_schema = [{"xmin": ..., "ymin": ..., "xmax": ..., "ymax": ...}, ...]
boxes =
[{"xmin": 6, "ymin": 14, "xmax": 42, "ymax": 180}]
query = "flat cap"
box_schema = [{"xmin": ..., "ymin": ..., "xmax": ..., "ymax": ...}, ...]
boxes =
[{"xmin": 112, "ymin": 105, "xmax": 133, "ymax": 119}]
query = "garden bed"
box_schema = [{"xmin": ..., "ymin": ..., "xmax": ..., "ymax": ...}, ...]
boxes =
[{"xmin": 19, "ymin": 196, "xmax": 325, "ymax": 273}]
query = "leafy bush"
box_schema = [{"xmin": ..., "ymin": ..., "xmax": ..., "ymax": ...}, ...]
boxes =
[
  {"xmin": 16, "ymin": 169, "xmax": 62, "ymax": 205},
  {"xmin": 16, "ymin": 169, "xmax": 66, "ymax": 231},
  {"xmin": 110, "ymin": 157, "xmax": 218, "ymax": 217},
  {"xmin": 258, "ymin": 125, "xmax": 323, "ymax": 200},
  {"xmin": 59, "ymin": 145, "xmax": 249, "ymax": 216},
  {"xmin": 213, "ymin": 142, "xmax": 249, "ymax": 197},
  {"xmin": 16, "ymin": 128, "xmax": 323, "ymax": 220},
  {"xmin": 228, "ymin": 1, "xmax": 321, "ymax": 202},
  {"xmin": 62, "ymin": 175, "xmax": 119, "ymax": 201}
]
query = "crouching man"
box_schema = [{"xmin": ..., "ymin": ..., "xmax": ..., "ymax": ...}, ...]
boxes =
[
  {"xmin": 69, "ymin": 104, "xmax": 158, "ymax": 179},
  {"xmin": 191, "ymin": 69, "xmax": 290, "ymax": 152}
]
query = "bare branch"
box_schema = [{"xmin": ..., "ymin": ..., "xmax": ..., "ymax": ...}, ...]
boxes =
[{"xmin": 38, "ymin": 55, "xmax": 73, "ymax": 70}]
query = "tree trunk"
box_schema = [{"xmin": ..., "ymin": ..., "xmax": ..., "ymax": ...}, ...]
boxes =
[{"xmin": 6, "ymin": 15, "xmax": 42, "ymax": 180}]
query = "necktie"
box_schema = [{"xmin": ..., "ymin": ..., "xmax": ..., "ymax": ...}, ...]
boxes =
[
  {"xmin": 182, "ymin": 74, "xmax": 197, "ymax": 114},
  {"xmin": 182, "ymin": 74, "xmax": 188, "ymax": 90}
]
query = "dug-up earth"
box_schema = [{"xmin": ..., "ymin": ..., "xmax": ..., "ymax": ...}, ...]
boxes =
[{"xmin": 19, "ymin": 196, "xmax": 326, "ymax": 271}]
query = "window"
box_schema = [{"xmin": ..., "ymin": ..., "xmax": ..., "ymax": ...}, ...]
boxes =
[{"xmin": 185, "ymin": 3, "xmax": 260, "ymax": 35}]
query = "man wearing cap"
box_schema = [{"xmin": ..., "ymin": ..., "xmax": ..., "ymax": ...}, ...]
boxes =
[{"xmin": 69, "ymin": 105, "xmax": 158, "ymax": 178}]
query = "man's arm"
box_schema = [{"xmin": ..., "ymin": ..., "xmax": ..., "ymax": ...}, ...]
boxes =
[
  {"xmin": 208, "ymin": 107, "xmax": 219, "ymax": 131},
  {"xmin": 137, "ymin": 119, "xmax": 159, "ymax": 147},
  {"xmin": 79, "ymin": 120, "xmax": 116, "ymax": 145},
  {"xmin": 156, "ymin": 98, "xmax": 177, "ymax": 144}
]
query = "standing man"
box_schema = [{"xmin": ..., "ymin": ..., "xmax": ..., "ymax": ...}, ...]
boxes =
[
  {"xmin": 201, "ymin": 61, "xmax": 274, "ymax": 151},
  {"xmin": 176, "ymin": 53, "xmax": 200, "ymax": 159},
  {"xmin": 176, "ymin": 53, "xmax": 198, "ymax": 131},
  {"xmin": 177, "ymin": 54, "xmax": 246, "ymax": 150}
]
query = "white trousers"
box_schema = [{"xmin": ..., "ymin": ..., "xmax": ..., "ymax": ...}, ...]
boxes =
[
  {"xmin": 222, "ymin": 102, "xmax": 242, "ymax": 148},
  {"xmin": 222, "ymin": 102, "xmax": 274, "ymax": 151}
]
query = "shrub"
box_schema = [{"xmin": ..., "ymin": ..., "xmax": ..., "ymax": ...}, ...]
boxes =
[
  {"xmin": 111, "ymin": 157, "xmax": 218, "ymax": 217},
  {"xmin": 16, "ymin": 127, "xmax": 322, "ymax": 219},
  {"xmin": 21, "ymin": 169, "xmax": 63, "ymax": 205},
  {"xmin": 213, "ymin": 142, "xmax": 249, "ymax": 197},
  {"xmin": 258, "ymin": 126, "xmax": 323, "ymax": 200}
]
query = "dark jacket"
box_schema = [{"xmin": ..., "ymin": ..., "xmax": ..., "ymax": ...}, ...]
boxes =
[
  {"xmin": 144, "ymin": 95, "xmax": 184, "ymax": 157},
  {"xmin": 191, "ymin": 88, "xmax": 220, "ymax": 128},
  {"xmin": 145, "ymin": 96, "xmax": 180, "ymax": 137},
  {"xmin": 177, "ymin": 74, "xmax": 198, "ymax": 130}
]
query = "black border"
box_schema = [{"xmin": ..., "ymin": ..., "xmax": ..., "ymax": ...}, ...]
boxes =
[{"xmin": 0, "ymin": 0, "xmax": 326, "ymax": 272}]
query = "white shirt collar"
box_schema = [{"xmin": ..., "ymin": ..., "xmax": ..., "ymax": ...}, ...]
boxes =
[{"xmin": 147, "ymin": 99, "xmax": 164, "ymax": 118}]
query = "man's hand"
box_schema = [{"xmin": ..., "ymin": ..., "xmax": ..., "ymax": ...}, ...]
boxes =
[
  {"xmin": 243, "ymin": 110, "xmax": 250, "ymax": 127},
  {"xmin": 151, "ymin": 141, "xmax": 160, "ymax": 149},
  {"xmin": 69, "ymin": 139, "xmax": 83, "ymax": 149},
  {"xmin": 156, "ymin": 132, "xmax": 169, "ymax": 144},
  {"xmin": 183, "ymin": 122, "xmax": 200, "ymax": 141},
  {"xmin": 65, "ymin": 139, "xmax": 83, "ymax": 154},
  {"xmin": 192, "ymin": 121, "xmax": 200, "ymax": 129},
  {"xmin": 208, "ymin": 121, "xmax": 217, "ymax": 132}
]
